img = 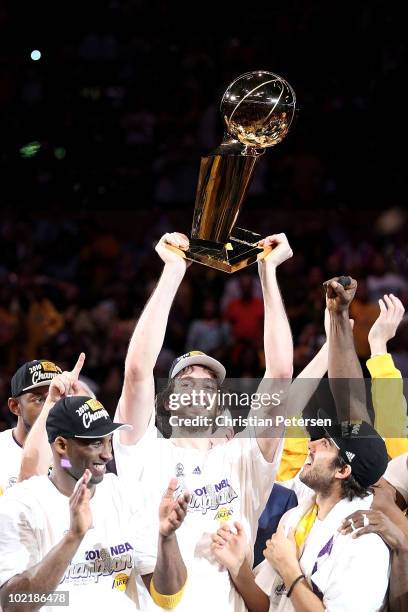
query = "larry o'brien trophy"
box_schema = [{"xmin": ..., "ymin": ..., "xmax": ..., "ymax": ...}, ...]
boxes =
[{"xmin": 168, "ymin": 71, "xmax": 296, "ymax": 272}]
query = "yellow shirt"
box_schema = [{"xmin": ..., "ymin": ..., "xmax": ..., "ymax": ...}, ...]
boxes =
[
  {"xmin": 366, "ymin": 353, "xmax": 408, "ymax": 459},
  {"xmin": 277, "ymin": 353, "xmax": 408, "ymax": 481}
]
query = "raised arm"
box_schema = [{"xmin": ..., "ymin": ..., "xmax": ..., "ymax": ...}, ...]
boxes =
[
  {"xmin": 325, "ymin": 276, "xmax": 371, "ymax": 423},
  {"xmin": 254, "ymin": 234, "xmax": 294, "ymax": 461},
  {"xmin": 116, "ymin": 233, "xmax": 189, "ymax": 444},
  {"xmin": 18, "ymin": 354, "xmax": 85, "ymax": 481},
  {"xmin": 367, "ymin": 294, "xmax": 407, "ymax": 446},
  {"xmin": 258, "ymin": 233, "xmax": 293, "ymax": 380}
]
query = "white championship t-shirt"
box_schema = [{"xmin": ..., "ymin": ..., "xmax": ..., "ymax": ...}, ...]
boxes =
[
  {"xmin": 0, "ymin": 474, "xmax": 156, "ymax": 611},
  {"xmin": 114, "ymin": 423, "xmax": 284, "ymax": 612},
  {"xmin": 0, "ymin": 429, "xmax": 22, "ymax": 496},
  {"xmin": 255, "ymin": 488, "xmax": 390, "ymax": 612}
]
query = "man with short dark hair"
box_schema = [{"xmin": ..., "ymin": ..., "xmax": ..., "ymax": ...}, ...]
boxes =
[
  {"xmin": 0, "ymin": 395, "xmax": 189, "ymax": 612},
  {"xmin": 0, "ymin": 356, "xmax": 96, "ymax": 492},
  {"xmin": 0, "ymin": 359, "xmax": 62, "ymax": 495}
]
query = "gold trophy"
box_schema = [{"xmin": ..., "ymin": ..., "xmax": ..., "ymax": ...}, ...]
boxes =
[{"xmin": 169, "ymin": 71, "xmax": 296, "ymax": 273}]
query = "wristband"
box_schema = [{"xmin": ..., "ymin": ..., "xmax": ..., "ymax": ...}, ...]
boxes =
[
  {"xmin": 150, "ymin": 576, "xmax": 187, "ymax": 609},
  {"xmin": 287, "ymin": 573, "xmax": 305, "ymax": 598}
]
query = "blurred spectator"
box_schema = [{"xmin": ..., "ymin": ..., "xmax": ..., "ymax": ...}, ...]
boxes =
[
  {"xmin": 186, "ymin": 297, "xmax": 229, "ymax": 355},
  {"xmin": 223, "ymin": 274, "xmax": 264, "ymax": 343},
  {"xmin": 25, "ymin": 287, "xmax": 64, "ymax": 360},
  {"xmin": 367, "ymin": 254, "xmax": 408, "ymax": 302},
  {"xmin": 350, "ymin": 279, "xmax": 380, "ymax": 359}
]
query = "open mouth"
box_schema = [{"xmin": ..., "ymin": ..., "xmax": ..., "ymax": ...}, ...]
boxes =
[{"xmin": 303, "ymin": 455, "xmax": 313, "ymax": 468}]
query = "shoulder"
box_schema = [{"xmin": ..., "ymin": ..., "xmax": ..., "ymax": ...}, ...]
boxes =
[
  {"xmin": 4, "ymin": 475, "xmax": 50, "ymax": 500},
  {"xmin": 0, "ymin": 476, "xmax": 51, "ymax": 520},
  {"xmin": 383, "ymin": 453, "xmax": 408, "ymax": 503},
  {"xmin": 0, "ymin": 429, "xmax": 14, "ymax": 445},
  {"xmin": 337, "ymin": 529, "xmax": 389, "ymax": 563}
]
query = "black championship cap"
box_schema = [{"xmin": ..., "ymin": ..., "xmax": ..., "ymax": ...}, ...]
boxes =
[
  {"xmin": 308, "ymin": 410, "xmax": 388, "ymax": 488},
  {"xmin": 46, "ymin": 396, "xmax": 132, "ymax": 443},
  {"xmin": 11, "ymin": 360, "xmax": 62, "ymax": 397}
]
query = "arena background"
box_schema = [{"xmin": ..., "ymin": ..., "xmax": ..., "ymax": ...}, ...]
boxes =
[{"xmin": 0, "ymin": 0, "xmax": 406, "ymax": 425}]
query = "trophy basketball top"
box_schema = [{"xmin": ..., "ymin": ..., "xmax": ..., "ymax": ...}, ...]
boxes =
[{"xmin": 221, "ymin": 71, "xmax": 296, "ymax": 151}]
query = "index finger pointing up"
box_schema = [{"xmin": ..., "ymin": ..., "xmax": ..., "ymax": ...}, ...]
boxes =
[{"xmin": 71, "ymin": 353, "xmax": 86, "ymax": 379}]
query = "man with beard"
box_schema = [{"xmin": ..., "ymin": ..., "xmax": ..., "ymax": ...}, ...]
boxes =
[
  {"xmin": 211, "ymin": 277, "xmax": 390, "ymax": 611},
  {"xmin": 113, "ymin": 231, "xmax": 295, "ymax": 612}
]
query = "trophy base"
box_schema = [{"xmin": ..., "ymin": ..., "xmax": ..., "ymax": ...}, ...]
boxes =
[{"xmin": 167, "ymin": 228, "xmax": 271, "ymax": 273}]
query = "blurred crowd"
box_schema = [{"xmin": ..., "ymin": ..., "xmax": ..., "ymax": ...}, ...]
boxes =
[{"xmin": 0, "ymin": 206, "xmax": 407, "ymax": 428}]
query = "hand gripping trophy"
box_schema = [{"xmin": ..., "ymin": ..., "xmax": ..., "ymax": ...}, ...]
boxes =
[{"xmin": 168, "ymin": 70, "xmax": 296, "ymax": 272}]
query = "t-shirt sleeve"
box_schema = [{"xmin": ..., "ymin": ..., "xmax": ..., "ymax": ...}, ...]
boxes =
[
  {"xmin": 383, "ymin": 452, "xmax": 408, "ymax": 503},
  {"xmin": 254, "ymin": 559, "xmax": 280, "ymax": 595},
  {"xmin": 226, "ymin": 431, "xmax": 284, "ymax": 519},
  {"xmin": 0, "ymin": 497, "xmax": 39, "ymax": 588},
  {"xmin": 367, "ymin": 353, "xmax": 408, "ymax": 440},
  {"xmin": 113, "ymin": 417, "xmax": 159, "ymax": 485}
]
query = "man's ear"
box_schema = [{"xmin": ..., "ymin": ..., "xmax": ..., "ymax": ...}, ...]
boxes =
[
  {"xmin": 8, "ymin": 397, "xmax": 20, "ymax": 417},
  {"xmin": 334, "ymin": 462, "xmax": 352, "ymax": 481},
  {"xmin": 54, "ymin": 436, "xmax": 69, "ymax": 457}
]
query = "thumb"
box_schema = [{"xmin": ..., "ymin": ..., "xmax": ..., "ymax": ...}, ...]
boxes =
[
  {"xmin": 233, "ymin": 521, "xmax": 244, "ymax": 536},
  {"xmin": 330, "ymin": 281, "xmax": 347, "ymax": 300},
  {"xmin": 287, "ymin": 527, "xmax": 296, "ymax": 541},
  {"xmin": 163, "ymin": 478, "xmax": 178, "ymax": 499},
  {"xmin": 277, "ymin": 522, "xmax": 285, "ymax": 536},
  {"xmin": 349, "ymin": 319, "xmax": 354, "ymax": 330}
]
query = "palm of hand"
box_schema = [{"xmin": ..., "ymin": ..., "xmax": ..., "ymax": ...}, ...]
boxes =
[
  {"xmin": 70, "ymin": 496, "xmax": 92, "ymax": 537},
  {"xmin": 159, "ymin": 496, "xmax": 177, "ymax": 536},
  {"xmin": 213, "ymin": 532, "xmax": 246, "ymax": 569},
  {"xmin": 368, "ymin": 315, "xmax": 393, "ymax": 343}
]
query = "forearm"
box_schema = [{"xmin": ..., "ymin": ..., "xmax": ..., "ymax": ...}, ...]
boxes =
[
  {"xmin": 328, "ymin": 311, "xmax": 370, "ymax": 422},
  {"xmin": 280, "ymin": 566, "xmax": 324, "ymax": 612},
  {"xmin": 1, "ymin": 532, "xmax": 82, "ymax": 611},
  {"xmin": 18, "ymin": 398, "xmax": 54, "ymax": 481},
  {"xmin": 329, "ymin": 311, "xmax": 362, "ymax": 378},
  {"xmin": 286, "ymin": 343, "xmax": 328, "ymax": 418},
  {"xmin": 152, "ymin": 534, "xmax": 187, "ymax": 595},
  {"xmin": 288, "ymin": 581, "xmax": 325, "ymax": 612},
  {"xmin": 389, "ymin": 548, "xmax": 408, "ymax": 612},
  {"xmin": 230, "ymin": 560, "xmax": 269, "ymax": 612},
  {"xmin": 125, "ymin": 264, "xmax": 185, "ymax": 379},
  {"xmin": 259, "ymin": 262, "xmax": 293, "ymax": 378},
  {"xmin": 118, "ymin": 263, "xmax": 185, "ymax": 442}
]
